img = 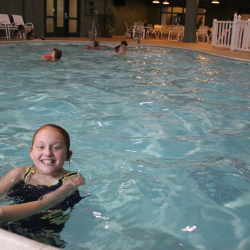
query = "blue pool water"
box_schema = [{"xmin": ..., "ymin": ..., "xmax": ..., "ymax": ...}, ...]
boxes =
[{"xmin": 0, "ymin": 42, "xmax": 250, "ymax": 249}]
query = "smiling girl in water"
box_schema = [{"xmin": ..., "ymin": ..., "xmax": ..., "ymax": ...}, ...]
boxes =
[{"xmin": 0, "ymin": 124, "xmax": 86, "ymax": 247}]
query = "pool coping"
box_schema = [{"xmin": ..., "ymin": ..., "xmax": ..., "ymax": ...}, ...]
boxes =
[{"xmin": 0, "ymin": 228, "xmax": 60, "ymax": 249}]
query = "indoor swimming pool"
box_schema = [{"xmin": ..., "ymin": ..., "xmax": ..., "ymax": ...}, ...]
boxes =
[{"xmin": 0, "ymin": 42, "xmax": 250, "ymax": 249}]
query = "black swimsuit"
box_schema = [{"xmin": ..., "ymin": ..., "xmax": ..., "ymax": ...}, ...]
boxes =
[{"xmin": 3, "ymin": 165, "xmax": 87, "ymax": 248}]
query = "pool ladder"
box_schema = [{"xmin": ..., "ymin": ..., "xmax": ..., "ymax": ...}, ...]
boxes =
[
  {"xmin": 132, "ymin": 20, "xmax": 143, "ymax": 44},
  {"xmin": 92, "ymin": 19, "xmax": 97, "ymax": 41}
]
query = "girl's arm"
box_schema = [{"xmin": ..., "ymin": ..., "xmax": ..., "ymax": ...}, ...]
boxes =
[
  {"xmin": 16, "ymin": 30, "xmax": 20, "ymax": 40},
  {"xmin": 0, "ymin": 173, "xmax": 84, "ymax": 222},
  {"xmin": 24, "ymin": 28, "xmax": 28, "ymax": 40}
]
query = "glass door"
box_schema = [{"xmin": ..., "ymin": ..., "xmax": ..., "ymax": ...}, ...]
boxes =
[
  {"xmin": 45, "ymin": 0, "xmax": 79, "ymax": 37},
  {"xmin": 67, "ymin": 0, "xmax": 78, "ymax": 36}
]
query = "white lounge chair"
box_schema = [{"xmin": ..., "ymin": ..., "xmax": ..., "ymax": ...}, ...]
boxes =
[
  {"xmin": 178, "ymin": 26, "xmax": 185, "ymax": 41},
  {"xmin": 0, "ymin": 14, "xmax": 10, "ymax": 38},
  {"xmin": 154, "ymin": 25, "xmax": 162, "ymax": 39},
  {"xmin": 161, "ymin": 25, "xmax": 170, "ymax": 38},
  {"xmin": 125, "ymin": 22, "xmax": 133, "ymax": 38},
  {"xmin": 168, "ymin": 25, "xmax": 180, "ymax": 41},
  {"xmin": 146, "ymin": 24, "xmax": 158, "ymax": 39},
  {"xmin": 12, "ymin": 15, "xmax": 34, "ymax": 28},
  {"xmin": 196, "ymin": 26, "xmax": 209, "ymax": 43},
  {"xmin": 0, "ymin": 14, "xmax": 18, "ymax": 39}
]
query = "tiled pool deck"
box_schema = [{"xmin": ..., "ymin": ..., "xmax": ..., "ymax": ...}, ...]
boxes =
[{"xmin": 1, "ymin": 35, "xmax": 250, "ymax": 61}]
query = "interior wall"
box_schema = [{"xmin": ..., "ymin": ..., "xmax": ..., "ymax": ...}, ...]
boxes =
[
  {"xmin": 111, "ymin": 0, "xmax": 151, "ymax": 36},
  {"xmin": 80, "ymin": 0, "xmax": 95, "ymax": 37},
  {"xmin": 25, "ymin": 0, "xmax": 44, "ymax": 37},
  {"xmin": 1, "ymin": 0, "xmax": 250, "ymax": 38},
  {"xmin": 0, "ymin": 0, "xmax": 23, "ymax": 21}
]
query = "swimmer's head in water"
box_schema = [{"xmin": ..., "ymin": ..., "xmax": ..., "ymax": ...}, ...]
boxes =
[
  {"xmin": 52, "ymin": 48, "xmax": 62, "ymax": 59},
  {"xmin": 115, "ymin": 45, "xmax": 125, "ymax": 54},
  {"xmin": 121, "ymin": 41, "xmax": 128, "ymax": 47}
]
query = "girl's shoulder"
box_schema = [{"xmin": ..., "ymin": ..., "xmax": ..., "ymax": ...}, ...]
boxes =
[
  {"xmin": 3, "ymin": 165, "xmax": 31, "ymax": 183},
  {"xmin": 61, "ymin": 170, "xmax": 85, "ymax": 186},
  {"xmin": 11, "ymin": 165, "xmax": 31, "ymax": 175}
]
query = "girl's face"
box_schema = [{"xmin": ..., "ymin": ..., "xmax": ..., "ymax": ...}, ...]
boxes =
[{"xmin": 29, "ymin": 127, "xmax": 71, "ymax": 175}]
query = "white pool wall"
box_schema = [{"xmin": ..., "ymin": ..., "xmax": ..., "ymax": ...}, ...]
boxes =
[{"xmin": 0, "ymin": 228, "xmax": 60, "ymax": 250}]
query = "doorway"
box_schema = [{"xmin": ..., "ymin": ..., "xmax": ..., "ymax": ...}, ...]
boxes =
[{"xmin": 45, "ymin": 0, "xmax": 79, "ymax": 37}]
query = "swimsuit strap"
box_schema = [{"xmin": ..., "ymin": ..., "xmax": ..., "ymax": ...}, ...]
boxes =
[
  {"xmin": 60, "ymin": 172, "xmax": 80, "ymax": 185},
  {"xmin": 23, "ymin": 165, "xmax": 36, "ymax": 183},
  {"xmin": 23, "ymin": 165, "xmax": 80, "ymax": 186}
]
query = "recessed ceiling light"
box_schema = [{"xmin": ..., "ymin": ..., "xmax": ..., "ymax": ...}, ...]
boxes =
[
  {"xmin": 152, "ymin": 0, "xmax": 160, "ymax": 3},
  {"xmin": 163, "ymin": 1, "xmax": 169, "ymax": 4},
  {"xmin": 212, "ymin": 0, "xmax": 219, "ymax": 3}
]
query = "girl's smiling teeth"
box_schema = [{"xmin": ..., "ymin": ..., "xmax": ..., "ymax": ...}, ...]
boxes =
[{"xmin": 42, "ymin": 159, "xmax": 55, "ymax": 164}]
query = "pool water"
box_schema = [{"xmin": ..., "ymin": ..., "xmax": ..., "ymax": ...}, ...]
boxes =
[{"xmin": 1, "ymin": 42, "xmax": 250, "ymax": 249}]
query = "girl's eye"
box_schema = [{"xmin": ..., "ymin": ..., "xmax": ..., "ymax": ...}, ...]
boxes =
[{"xmin": 38, "ymin": 146, "xmax": 44, "ymax": 149}]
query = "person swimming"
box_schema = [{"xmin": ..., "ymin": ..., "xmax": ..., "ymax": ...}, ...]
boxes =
[
  {"xmin": 114, "ymin": 45, "xmax": 126, "ymax": 54},
  {"xmin": 87, "ymin": 41, "xmax": 101, "ymax": 49},
  {"xmin": 0, "ymin": 124, "xmax": 87, "ymax": 248}
]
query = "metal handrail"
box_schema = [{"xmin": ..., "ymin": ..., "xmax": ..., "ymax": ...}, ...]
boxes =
[
  {"xmin": 132, "ymin": 20, "xmax": 143, "ymax": 44},
  {"xmin": 92, "ymin": 19, "xmax": 97, "ymax": 41}
]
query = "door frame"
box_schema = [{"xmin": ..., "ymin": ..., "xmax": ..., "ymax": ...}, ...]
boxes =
[{"xmin": 44, "ymin": 0, "xmax": 80, "ymax": 37}]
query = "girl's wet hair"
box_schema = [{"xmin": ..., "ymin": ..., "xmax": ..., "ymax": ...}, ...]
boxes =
[
  {"xmin": 32, "ymin": 124, "xmax": 70, "ymax": 157},
  {"xmin": 121, "ymin": 41, "xmax": 128, "ymax": 47},
  {"xmin": 53, "ymin": 48, "xmax": 62, "ymax": 59},
  {"xmin": 18, "ymin": 25, "xmax": 24, "ymax": 31},
  {"xmin": 115, "ymin": 45, "xmax": 121, "ymax": 53}
]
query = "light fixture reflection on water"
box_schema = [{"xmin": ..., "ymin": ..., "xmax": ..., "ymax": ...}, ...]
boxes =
[
  {"xmin": 182, "ymin": 225, "xmax": 197, "ymax": 232},
  {"xmin": 133, "ymin": 141, "xmax": 142, "ymax": 144},
  {"xmin": 140, "ymin": 101, "xmax": 153, "ymax": 105}
]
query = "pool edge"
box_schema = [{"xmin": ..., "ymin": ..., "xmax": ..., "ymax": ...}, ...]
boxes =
[{"xmin": 0, "ymin": 228, "xmax": 60, "ymax": 250}]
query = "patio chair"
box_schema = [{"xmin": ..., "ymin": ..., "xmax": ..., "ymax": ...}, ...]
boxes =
[
  {"xmin": 196, "ymin": 26, "xmax": 209, "ymax": 43},
  {"xmin": 133, "ymin": 22, "xmax": 145, "ymax": 39},
  {"xmin": 177, "ymin": 26, "xmax": 185, "ymax": 41},
  {"xmin": 161, "ymin": 25, "xmax": 170, "ymax": 38},
  {"xmin": 168, "ymin": 25, "xmax": 180, "ymax": 41},
  {"xmin": 0, "ymin": 14, "xmax": 19, "ymax": 39},
  {"xmin": 125, "ymin": 22, "xmax": 133, "ymax": 38},
  {"xmin": 154, "ymin": 25, "xmax": 162, "ymax": 39},
  {"xmin": 146, "ymin": 24, "xmax": 158, "ymax": 39},
  {"xmin": 0, "ymin": 14, "xmax": 10, "ymax": 38},
  {"xmin": 12, "ymin": 15, "xmax": 34, "ymax": 28}
]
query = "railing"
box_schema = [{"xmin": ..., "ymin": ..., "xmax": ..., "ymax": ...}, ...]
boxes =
[
  {"xmin": 92, "ymin": 19, "xmax": 97, "ymax": 41},
  {"xmin": 132, "ymin": 21, "xmax": 143, "ymax": 44},
  {"xmin": 211, "ymin": 15, "xmax": 250, "ymax": 52}
]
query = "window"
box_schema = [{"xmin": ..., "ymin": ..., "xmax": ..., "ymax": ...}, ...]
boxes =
[{"xmin": 161, "ymin": 6, "xmax": 206, "ymax": 27}]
